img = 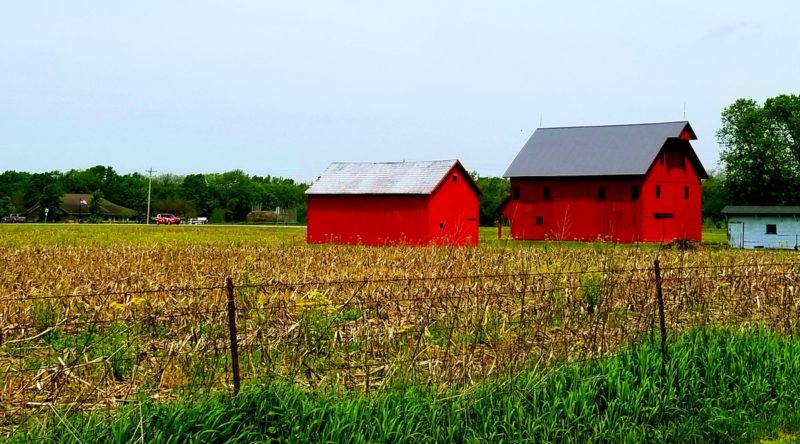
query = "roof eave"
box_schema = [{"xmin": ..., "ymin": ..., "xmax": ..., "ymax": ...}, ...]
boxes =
[{"xmin": 504, "ymin": 172, "xmax": 648, "ymax": 179}]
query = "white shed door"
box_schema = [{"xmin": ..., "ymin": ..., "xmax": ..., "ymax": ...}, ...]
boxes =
[{"xmin": 728, "ymin": 221, "xmax": 744, "ymax": 248}]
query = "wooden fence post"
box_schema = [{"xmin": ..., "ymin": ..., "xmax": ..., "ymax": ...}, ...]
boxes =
[
  {"xmin": 226, "ymin": 276, "xmax": 241, "ymax": 396},
  {"xmin": 653, "ymin": 260, "xmax": 668, "ymax": 377}
]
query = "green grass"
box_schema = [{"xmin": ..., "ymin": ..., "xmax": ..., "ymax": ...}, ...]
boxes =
[
  {"xmin": 1, "ymin": 224, "xmax": 725, "ymax": 249},
  {"xmin": 480, "ymin": 226, "xmax": 727, "ymax": 248},
  {"xmin": 8, "ymin": 327, "xmax": 800, "ymax": 443},
  {"xmin": 704, "ymin": 226, "xmax": 729, "ymax": 245},
  {"xmin": 0, "ymin": 223, "xmax": 307, "ymax": 247}
]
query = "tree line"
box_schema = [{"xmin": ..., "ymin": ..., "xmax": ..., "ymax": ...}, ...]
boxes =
[
  {"xmin": 0, "ymin": 165, "xmax": 510, "ymax": 226},
  {"xmin": 704, "ymin": 93, "xmax": 800, "ymax": 223},
  {"xmin": 0, "ymin": 166, "xmax": 309, "ymax": 223}
]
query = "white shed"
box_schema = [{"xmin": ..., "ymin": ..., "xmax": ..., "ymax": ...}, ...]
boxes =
[{"xmin": 722, "ymin": 206, "xmax": 800, "ymax": 249}]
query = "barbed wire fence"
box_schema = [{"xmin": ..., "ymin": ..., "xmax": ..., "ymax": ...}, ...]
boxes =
[{"xmin": 2, "ymin": 261, "xmax": 799, "ymax": 430}]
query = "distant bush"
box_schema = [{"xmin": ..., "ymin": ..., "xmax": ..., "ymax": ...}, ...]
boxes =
[{"xmin": 210, "ymin": 208, "xmax": 228, "ymax": 224}]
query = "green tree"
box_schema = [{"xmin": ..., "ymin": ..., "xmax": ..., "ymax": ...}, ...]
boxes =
[
  {"xmin": 473, "ymin": 174, "xmax": 509, "ymax": 226},
  {"xmin": 718, "ymin": 95, "xmax": 800, "ymax": 205},
  {"xmin": 40, "ymin": 183, "xmax": 64, "ymax": 221},
  {"xmin": 0, "ymin": 196, "xmax": 16, "ymax": 215},
  {"xmin": 114, "ymin": 173, "xmax": 147, "ymax": 220},
  {"xmin": 766, "ymin": 94, "xmax": 800, "ymax": 165},
  {"xmin": 0, "ymin": 171, "xmax": 32, "ymax": 212},
  {"xmin": 62, "ymin": 165, "xmax": 114, "ymax": 194},
  {"xmin": 180, "ymin": 174, "xmax": 212, "ymax": 216},
  {"xmin": 207, "ymin": 170, "xmax": 257, "ymax": 221},
  {"xmin": 88, "ymin": 190, "xmax": 104, "ymax": 222},
  {"xmin": 23, "ymin": 172, "xmax": 64, "ymax": 219},
  {"xmin": 701, "ymin": 170, "xmax": 727, "ymax": 224}
]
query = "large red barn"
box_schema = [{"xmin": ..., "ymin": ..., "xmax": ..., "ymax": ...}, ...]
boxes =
[
  {"xmin": 501, "ymin": 121, "xmax": 707, "ymax": 243},
  {"xmin": 306, "ymin": 160, "xmax": 480, "ymax": 246}
]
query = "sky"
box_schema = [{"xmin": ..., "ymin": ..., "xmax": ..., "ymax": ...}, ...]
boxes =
[{"xmin": 1, "ymin": 1, "xmax": 798, "ymax": 182}]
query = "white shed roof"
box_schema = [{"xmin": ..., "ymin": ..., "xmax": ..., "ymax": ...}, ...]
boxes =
[{"xmin": 306, "ymin": 160, "xmax": 463, "ymax": 195}]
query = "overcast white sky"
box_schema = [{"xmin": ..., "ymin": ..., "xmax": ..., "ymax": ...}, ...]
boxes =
[{"xmin": 1, "ymin": 1, "xmax": 798, "ymax": 182}]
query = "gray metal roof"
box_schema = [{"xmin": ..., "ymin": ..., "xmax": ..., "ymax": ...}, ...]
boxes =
[
  {"xmin": 722, "ymin": 206, "xmax": 800, "ymax": 215},
  {"xmin": 306, "ymin": 160, "xmax": 465, "ymax": 195},
  {"xmin": 504, "ymin": 121, "xmax": 702, "ymax": 178}
]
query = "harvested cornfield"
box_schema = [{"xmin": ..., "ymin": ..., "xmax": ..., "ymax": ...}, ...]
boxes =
[{"xmin": 1, "ymin": 225, "xmax": 799, "ymax": 423}]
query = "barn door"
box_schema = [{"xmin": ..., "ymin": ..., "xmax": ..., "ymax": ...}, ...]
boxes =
[
  {"xmin": 466, "ymin": 217, "xmax": 479, "ymax": 245},
  {"xmin": 728, "ymin": 221, "xmax": 744, "ymax": 248}
]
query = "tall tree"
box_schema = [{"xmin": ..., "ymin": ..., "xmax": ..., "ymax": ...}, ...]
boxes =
[
  {"xmin": 766, "ymin": 94, "xmax": 800, "ymax": 165},
  {"xmin": 24, "ymin": 172, "xmax": 64, "ymax": 216},
  {"xmin": 0, "ymin": 196, "xmax": 16, "ymax": 215},
  {"xmin": 717, "ymin": 94, "xmax": 800, "ymax": 205},
  {"xmin": 473, "ymin": 174, "xmax": 509, "ymax": 226},
  {"xmin": 701, "ymin": 170, "xmax": 727, "ymax": 223},
  {"xmin": 180, "ymin": 174, "xmax": 211, "ymax": 216},
  {"xmin": 88, "ymin": 189, "xmax": 104, "ymax": 221},
  {"xmin": 40, "ymin": 183, "xmax": 64, "ymax": 220}
]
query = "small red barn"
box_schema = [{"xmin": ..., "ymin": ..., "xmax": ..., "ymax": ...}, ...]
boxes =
[
  {"xmin": 501, "ymin": 121, "xmax": 707, "ymax": 243},
  {"xmin": 306, "ymin": 160, "xmax": 480, "ymax": 246}
]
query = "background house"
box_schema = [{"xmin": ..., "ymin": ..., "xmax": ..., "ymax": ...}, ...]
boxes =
[
  {"xmin": 306, "ymin": 160, "xmax": 480, "ymax": 246},
  {"xmin": 722, "ymin": 206, "xmax": 800, "ymax": 249},
  {"xmin": 501, "ymin": 121, "xmax": 706, "ymax": 243},
  {"xmin": 61, "ymin": 194, "xmax": 136, "ymax": 220},
  {"xmin": 27, "ymin": 193, "xmax": 136, "ymax": 222}
]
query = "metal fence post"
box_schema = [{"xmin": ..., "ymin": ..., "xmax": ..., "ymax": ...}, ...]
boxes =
[
  {"xmin": 226, "ymin": 276, "xmax": 241, "ymax": 396},
  {"xmin": 653, "ymin": 260, "xmax": 668, "ymax": 377}
]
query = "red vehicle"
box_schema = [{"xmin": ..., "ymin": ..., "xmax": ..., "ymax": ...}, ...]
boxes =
[{"xmin": 155, "ymin": 213, "xmax": 181, "ymax": 225}]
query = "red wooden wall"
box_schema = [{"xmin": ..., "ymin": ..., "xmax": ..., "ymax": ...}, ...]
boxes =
[
  {"xmin": 306, "ymin": 195, "xmax": 429, "ymax": 245},
  {"xmin": 306, "ymin": 165, "xmax": 480, "ymax": 246},
  {"xmin": 426, "ymin": 166, "xmax": 480, "ymax": 246},
  {"xmin": 640, "ymin": 139, "xmax": 703, "ymax": 241},
  {"xmin": 503, "ymin": 140, "xmax": 702, "ymax": 243}
]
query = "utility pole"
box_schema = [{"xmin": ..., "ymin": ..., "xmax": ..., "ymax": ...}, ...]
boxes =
[{"xmin": 146, "ymin": 168, "xmax": 157, "ymax": 224}]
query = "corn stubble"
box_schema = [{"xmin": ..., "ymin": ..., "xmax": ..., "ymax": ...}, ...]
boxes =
[{"xmin": 1, "ymin": 227, "xmax": 799, "ymax": 422}]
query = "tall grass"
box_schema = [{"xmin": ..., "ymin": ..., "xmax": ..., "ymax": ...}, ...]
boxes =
[{"xmin": 8, "ymin": 327, "xmax": 800, "ymax": 443}]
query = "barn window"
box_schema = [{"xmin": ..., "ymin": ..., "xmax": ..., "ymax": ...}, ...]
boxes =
[
  {"xmin": 766, "ymin": 224, "xmax": 777, "ymax": 235},
  {"xmin": 684, "ymin": 186, "xmax": 689, "ymax": 199},
  {"xmin": 597, "ymin": 186, "xmax": 606, "ymax": 200},
  {"xmin": 452, "ymin": 175, "xmax": 458, "ymax": 183},
  {"xmin": 668, "ymin": 150, "xmax": 686, "ymax": 169},
  {"xmin": 536, "ymin": 216, "xmax": 543, "ymax": 226},
  {"xmin": 543, "ymin": 187, "xmax": 550, "ymax": 201},
  {"xmin": 513, "ymin": 187, "xmax": 520, "ymax": 200},
  {"xmin": 631, "ymin": 186, "xmax": 640, "ymax": 200},
  {"xmin": 656, "ymin": 185, "xmax": 661, "ymax": 199},
  {"xmin": 439, "ymin": 222, "xmax": 445, "ymax": 230},
  {"xmin": 654, "ymin": 213, "xmax": 674, "ymax": 219}
]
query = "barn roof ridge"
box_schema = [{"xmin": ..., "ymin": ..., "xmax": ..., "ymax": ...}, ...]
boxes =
[
  {"xmin": 536, "ymin": 120, "xmax": 690, "ymax": 130},
  {"xmin": 328, "ymin": 159, "xmax": 458, "ymax": 166}
]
